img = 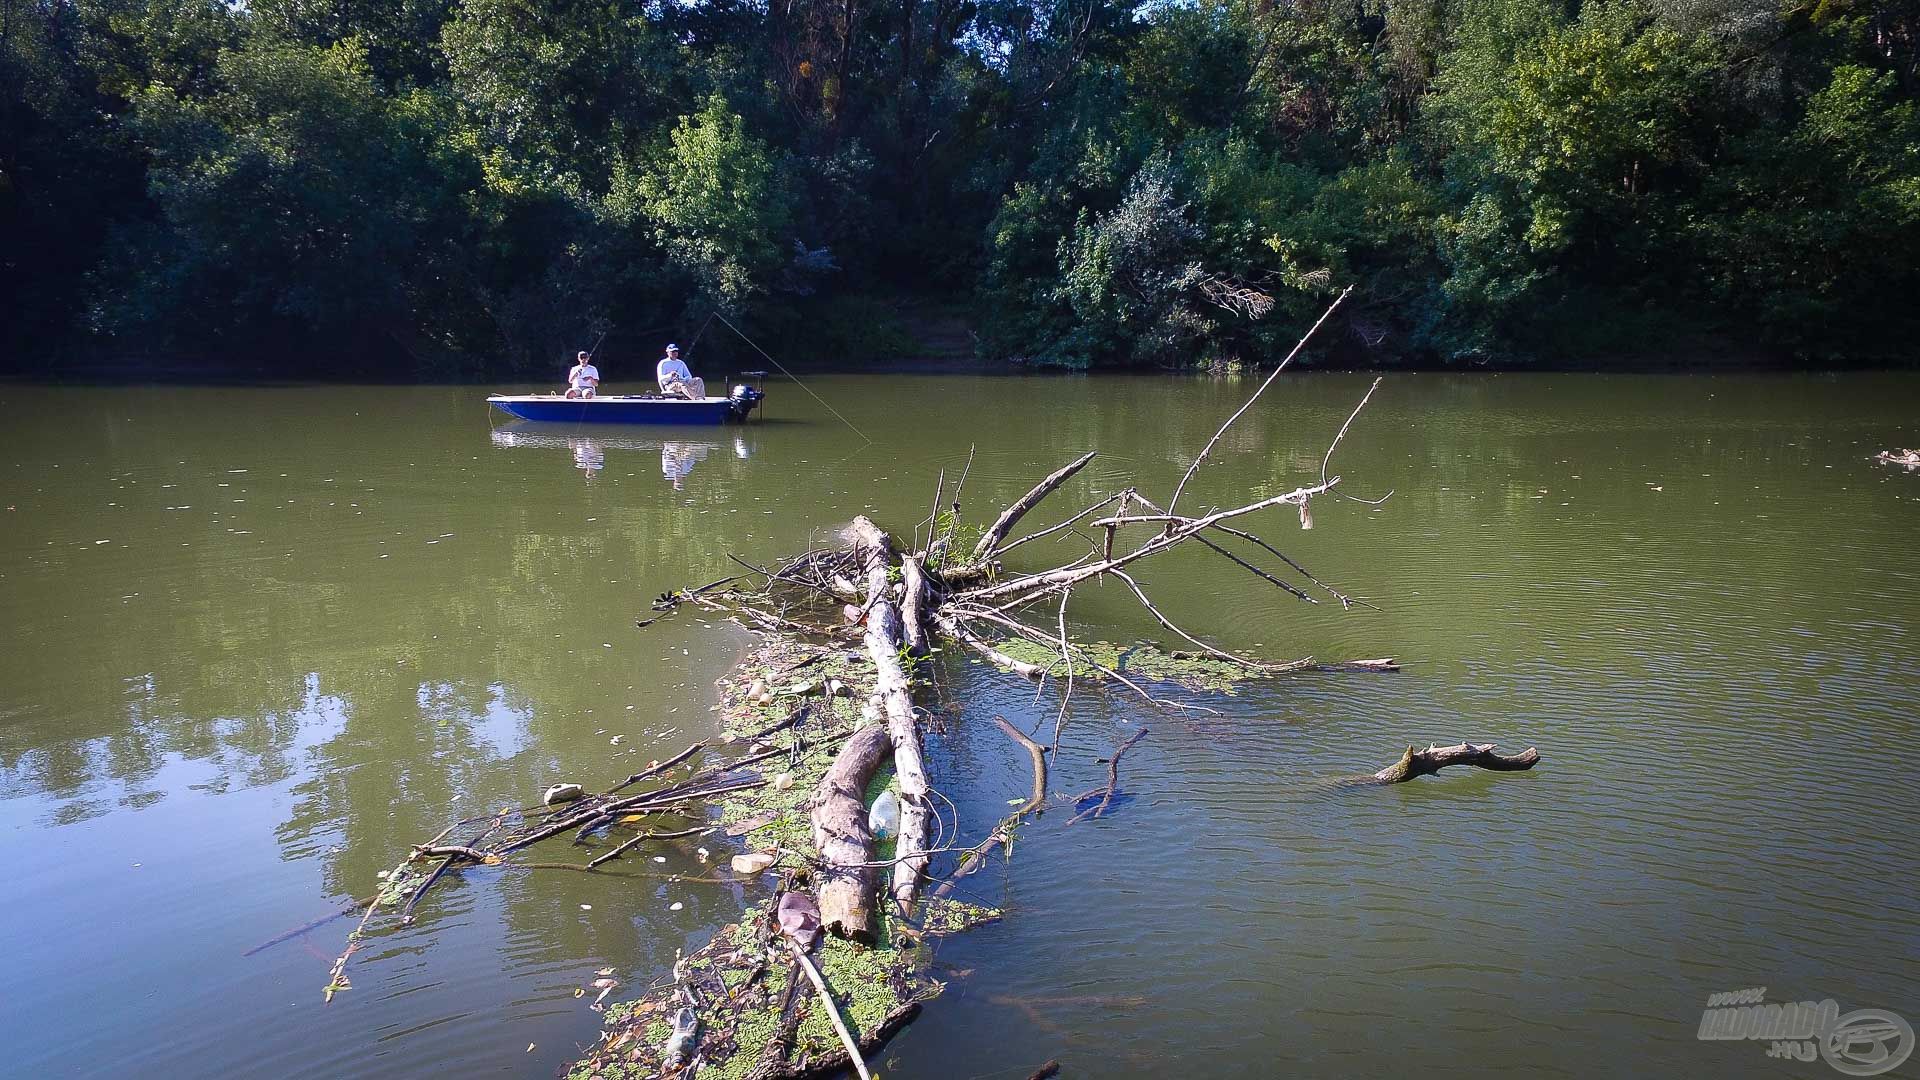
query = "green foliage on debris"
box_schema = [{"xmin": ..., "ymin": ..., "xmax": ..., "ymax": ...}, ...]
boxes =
[
  {"xmin": 991, "ymin": 637, "xmax": 1253, "ymax": 692},
  {"xmin": 568, "ymin": 635, "xmax": 1000, "ymax": 1080}
]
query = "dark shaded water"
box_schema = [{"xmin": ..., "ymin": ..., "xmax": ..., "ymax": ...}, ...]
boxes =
[{"xmin": 1, "ymin": 373, "xmax": 1916, "ymax": 1078}]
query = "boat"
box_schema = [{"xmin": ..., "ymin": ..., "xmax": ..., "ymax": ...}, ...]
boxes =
[{"xmin": 487, "ymin": 385, "xmax": 764, "ymax": 424}]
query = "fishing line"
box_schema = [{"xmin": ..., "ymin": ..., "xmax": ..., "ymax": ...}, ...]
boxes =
[
  {"xmin": 684, "ymin": 312, "xmax": 717, "ymax": 356},
  {"xmin": 711, "ymin": 311, "xmax": 871, "ymax": 444}
]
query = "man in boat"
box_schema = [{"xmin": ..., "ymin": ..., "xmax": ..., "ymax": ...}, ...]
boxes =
[
  {"xmin": 655, "ymin": 343, "xmax": 705, "ymax": 400},
  {"xmin": 565, "ymin": 351, "xmax": 600, "ymax": 398}
]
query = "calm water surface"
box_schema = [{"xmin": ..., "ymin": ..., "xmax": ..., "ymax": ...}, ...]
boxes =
[{"xmin": 2, "ymin": 373, "xmax": 1917, "ymax": 1078}]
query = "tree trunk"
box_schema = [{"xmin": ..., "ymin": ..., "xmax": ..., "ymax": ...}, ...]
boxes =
[
  {"xmin": 810, "ymin": 724, "xmax": 891, "ymax": 942},
  {"xmin": 848, "ymin": 517, "xmax": 934, "ymax": 929}
]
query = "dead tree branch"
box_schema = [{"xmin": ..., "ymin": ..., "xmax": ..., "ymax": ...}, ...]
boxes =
[
  {"xmin": 1365, "ymin": 742, "xmax": 1540, "ymax": 784},
  {"xmin": 1165, "ymin": 285, "xmax": 1353, "ymax": 521},
  {"xmin": 1066, "ymin": 729, "xmax": 1148, "ymax": 825},
  {"xmin": 968, "ymin": 451, "xmax": 1098, "ymax": 564}
]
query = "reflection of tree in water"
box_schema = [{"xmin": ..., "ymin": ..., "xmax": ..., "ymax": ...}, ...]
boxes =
[{"xmin": 273, "ymin": 676, "xmax": 545, "ymax": 899}]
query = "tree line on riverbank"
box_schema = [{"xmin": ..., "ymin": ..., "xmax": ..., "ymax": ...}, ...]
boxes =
[{"xmin": 4, "ymin": 0, "xmax": 1917, "ymax": 375}]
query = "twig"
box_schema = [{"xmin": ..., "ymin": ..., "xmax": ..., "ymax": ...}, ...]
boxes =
[
  {"xmin": 1321, "ymin": 375, "xmax": 1383, "ymax": 488},
  {"xmin": 1205, "ymin": 521, "xmax": 1370, "ymax": 609},
  {"xmin": 608, "ymin": 741, "xmax": 708, "ymax": 794},
  {"xmin": 933, "ymin": 718, "xmax": 1049, "ymax": 898},
  {"xmin": 243, "ymin": 895, "xmax": 375, "ymax": 957},
  {"xmin": 1107, "ymin": 568, "xmax": 1308, "ymax": 672},
  {"xmin": 1165, "ymin": 285, "xmax": 1352, "ymax": 521},
  {"xmin": 323, "ymin": 895, "xmax": 382, "ymax": 1003},
  {"xmin": 1067, "ymin": 729, "xmax": 1148, "ymax": 825},
  {"xmin": 787, "ymin": 939, "xmax": 874, "ymax": 1080},
  {"xmin": 400, "ymin": 854, "xmax": 459, "ymax": 925},
  {"xmin": 587, "ymin": 825, "xmax": 715, "ymax": 870},
  {"xmin": 1052, "ymin": 592, "xmax": 1074, "ymax": 753}
]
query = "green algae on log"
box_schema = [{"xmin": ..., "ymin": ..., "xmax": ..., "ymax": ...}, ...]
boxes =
[{"xmin": 986, "ymin": 637, "xmax": 1261, "ymax": 692}]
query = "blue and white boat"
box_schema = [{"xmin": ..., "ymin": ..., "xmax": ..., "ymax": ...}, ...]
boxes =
[{"xmin": 487, "ymin": 386, "xmax": 764, "ymax": 425}]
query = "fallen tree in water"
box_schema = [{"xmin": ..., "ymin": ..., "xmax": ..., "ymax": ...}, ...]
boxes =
[
  {"xmin": 1360, "ymin": 742, "xmax": 1542, "ymax": 785},
  {"xmin": 324, "ymin": 290, "xmax": 1543, "ymax": 1076}
]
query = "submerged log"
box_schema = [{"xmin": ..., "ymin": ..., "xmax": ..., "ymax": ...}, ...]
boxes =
[
  {"xmin": 1369, "ymin": 742, "xmax": 1539, "ymax": 784},
  {"xmin": 810, "ymin": 724, "xmax": 891, "ymax": 941}
]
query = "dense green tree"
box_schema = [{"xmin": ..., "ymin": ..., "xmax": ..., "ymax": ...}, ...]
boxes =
[
  {"xmin": 629, "ymin": 96, "xmax": 797, "ymax": 315},
  {"xmin": 3, "ymin": 0, "xmax": 1918, "ymax": 372},
  {"xmin": 93, "ymin": 37, "xmax": 488, "ymax": 365}
]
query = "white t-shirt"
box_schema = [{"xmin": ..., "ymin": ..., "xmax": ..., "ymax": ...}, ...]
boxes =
[
  {"xmin": 568, "ymin": 362, "xmax": 600, "ymax": 390},
  {"xmin": 657, "ymin": 356, "xmax": 693, "ymax": 389}
]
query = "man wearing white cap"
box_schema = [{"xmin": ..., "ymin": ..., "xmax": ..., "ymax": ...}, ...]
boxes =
[{"xmin": 656, "ymin": 343, "xmax": 705, "ymax": 400}]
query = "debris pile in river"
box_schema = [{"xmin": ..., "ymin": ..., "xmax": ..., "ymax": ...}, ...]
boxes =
[{"xmin": 325, "ymin": 290, "xmax": 1544, "ymax": 1076}]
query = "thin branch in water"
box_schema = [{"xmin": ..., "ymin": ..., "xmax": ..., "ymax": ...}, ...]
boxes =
[
  {"xmin": 1321, "ymin": 375, "xmax": 1383, "ymax": 488},
  {"xmin": 1066, "ymin": 728, "xmax": 1148, "ymax": 825},
  {"xmin": 1051, "ymin": 592, "xmax": 1074, "ymax": 754},
  {"xmin": 1106, "ymin": 567, "xmax": 1306, "ymax": 672},
  {"xmin": 1166, "ymin": 285, "xmax": 1353, "ymax": 521}
]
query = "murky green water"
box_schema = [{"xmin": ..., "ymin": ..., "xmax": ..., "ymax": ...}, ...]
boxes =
[{"xmin": 2, "ymin": 373, "xmax": 1917, "ymax": 1078}]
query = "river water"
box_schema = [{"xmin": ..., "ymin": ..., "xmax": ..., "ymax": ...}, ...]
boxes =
[{"xmin": 1, "ymin": 373, "xmax": 1916, "ymax": 1079}]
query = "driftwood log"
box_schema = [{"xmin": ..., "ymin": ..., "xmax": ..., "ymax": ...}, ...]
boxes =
[
  {"xmin": 1368, "ymin": 742, "xmax": 1540, "ymax": 784},
  {"xmin": 809, "ymin": 724, "xmax": 891, "ymax": 941},
  {"xmin": 847, "ymin": 518, "xmax": 936, "ymax": 931}
]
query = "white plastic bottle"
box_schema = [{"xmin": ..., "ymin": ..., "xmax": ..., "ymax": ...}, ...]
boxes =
[{"xmin": 868, "ymin": 790, "xmax": 900, "ymax": 840}]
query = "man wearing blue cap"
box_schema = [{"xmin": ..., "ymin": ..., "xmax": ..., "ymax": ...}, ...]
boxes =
[{"xmin": 656, "ymin": 343, "xmax": 705, "ymax": 400}]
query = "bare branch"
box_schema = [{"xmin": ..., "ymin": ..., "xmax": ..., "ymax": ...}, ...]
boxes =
[
  {"xmin": 970, "ymin": 451, "xmax": 1098, "ymax": 562},
  {"xmin": 1321, "ymin": 375, "xmax": 1383, "ymax": 488},
  {"xmin": 1165, "ymin": 285, "xmax": 1353, "ymax": 521}
]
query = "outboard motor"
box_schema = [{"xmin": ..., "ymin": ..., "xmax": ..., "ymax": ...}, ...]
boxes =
[{"xmin": 727, "ymin": 384, "xmax": 765, "ymax": 421}]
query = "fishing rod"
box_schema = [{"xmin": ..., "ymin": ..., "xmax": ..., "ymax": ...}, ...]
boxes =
[{"xmin": 710, "ymin": 311, "xmax": 870, "ymax": 444}]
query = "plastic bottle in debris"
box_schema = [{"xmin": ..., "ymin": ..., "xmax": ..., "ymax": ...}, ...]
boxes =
[
  {"xmin": 661, "ymin": 1006, "xmax": 700, "ymax": 1068},
  {"xmin": 868, "ymin": 790, "xmax": 900, "ymax": 841}
]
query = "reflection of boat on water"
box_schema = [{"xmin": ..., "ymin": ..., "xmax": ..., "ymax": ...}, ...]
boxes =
[
  {"xmin": 487, "ymin": 386, "xmax": 763, "ymax": 424},
  {"xmin": 489, "ymin": 423, "xmax": 746, "ymax": 487}
]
